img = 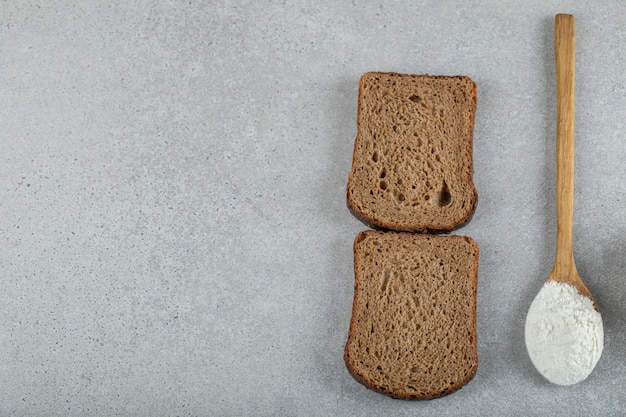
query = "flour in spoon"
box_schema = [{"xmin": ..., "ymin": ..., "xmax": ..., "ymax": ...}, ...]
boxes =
[{"xmin": 524, "ymin": 280, "xmax": 603, "ymax": 386}]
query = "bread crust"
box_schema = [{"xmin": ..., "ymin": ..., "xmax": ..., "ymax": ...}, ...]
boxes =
[
  {"xmin": 346, "ymin": 72, "xmax": 478, "ymax": 233},
  {"xmin": 344, "ymin": 231, "xmax": 479, "ymax": 400}
]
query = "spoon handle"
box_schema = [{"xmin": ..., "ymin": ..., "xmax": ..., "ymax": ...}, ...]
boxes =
[{"xmin": 554, "ymin": 14, "xmax": 576, "ymax": 277}]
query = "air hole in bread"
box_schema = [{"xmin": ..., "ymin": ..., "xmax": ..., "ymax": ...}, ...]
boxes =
[
  {"xmin": 408, "ymin": 95, "xmax": 421, "ymax": 103},
  {"xmin": 381, "ymin": 269, "xmax": 390, "ymax": 292},
  {"xmin": 380, "ymin": 168, "xmax": 386, "ymax": 179},
  {"xmin": 396, "ymin": 193, "xmax": 405, "ymax": 202},
  {"xmin": 372, "ymin": 151, "xmax": 379, "ymax": 162},
  {"xmin": 379, "ymin": 181, "xmax": 387, "ymax": 190},
  {"xmin": 439, "ymin": 181, "xmax": 452, "ymax": 207}
]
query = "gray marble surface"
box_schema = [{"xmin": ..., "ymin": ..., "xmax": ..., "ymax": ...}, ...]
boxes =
[{"xmin": 1, "ymin": 1, "xmax": 625, "ymax": 416}]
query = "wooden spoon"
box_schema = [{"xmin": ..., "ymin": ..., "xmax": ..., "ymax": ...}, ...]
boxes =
[{"xmin": 524, "ymin": 14, "xmax": 604, "ymax": 387}]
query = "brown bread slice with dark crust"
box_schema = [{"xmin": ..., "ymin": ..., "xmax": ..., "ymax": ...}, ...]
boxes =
[
  {"xmin": 347, "ymin": 72, "xmax": 478, "ymax": 233},
  {"xmin": 344, "ymin": 230, "xmax": 479, "ymax": 400}
]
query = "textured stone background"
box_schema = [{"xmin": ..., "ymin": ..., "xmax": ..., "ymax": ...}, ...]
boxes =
[{"xmin": 1, "ymin": 1, "xmax": 625, "ymax": 415}]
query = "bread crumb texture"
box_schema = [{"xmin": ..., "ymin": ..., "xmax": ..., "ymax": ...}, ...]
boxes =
[
  {"xmin": 345, "ymin": 231, "xmax": 479, "ymax": 399},
  {"xmin": 347, "ymin": 72, "xmax": 477, "ymax": 232}
]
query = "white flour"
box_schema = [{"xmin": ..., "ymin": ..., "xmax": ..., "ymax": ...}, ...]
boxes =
[{"xmin": 524, "ymin": 280, "xmax": 603, "ymax": 386}]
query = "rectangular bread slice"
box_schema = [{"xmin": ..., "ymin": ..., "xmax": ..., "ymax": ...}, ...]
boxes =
[
  {"xmin": 347, "ymin": 72, "xmax": 478, "ymax": 233},
  {"xmin": 344, "ymin": 230, "xmax": 479, "ymax": 400}
]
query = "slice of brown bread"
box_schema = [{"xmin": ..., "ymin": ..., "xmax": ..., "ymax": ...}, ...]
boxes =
[
  {"xmin": 344, "ymin": 230, "xmax": 479, "ymax": 400},
  {"xmin": 347, "ymin": 72, "xmax": 478, "ymax": 233}
]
